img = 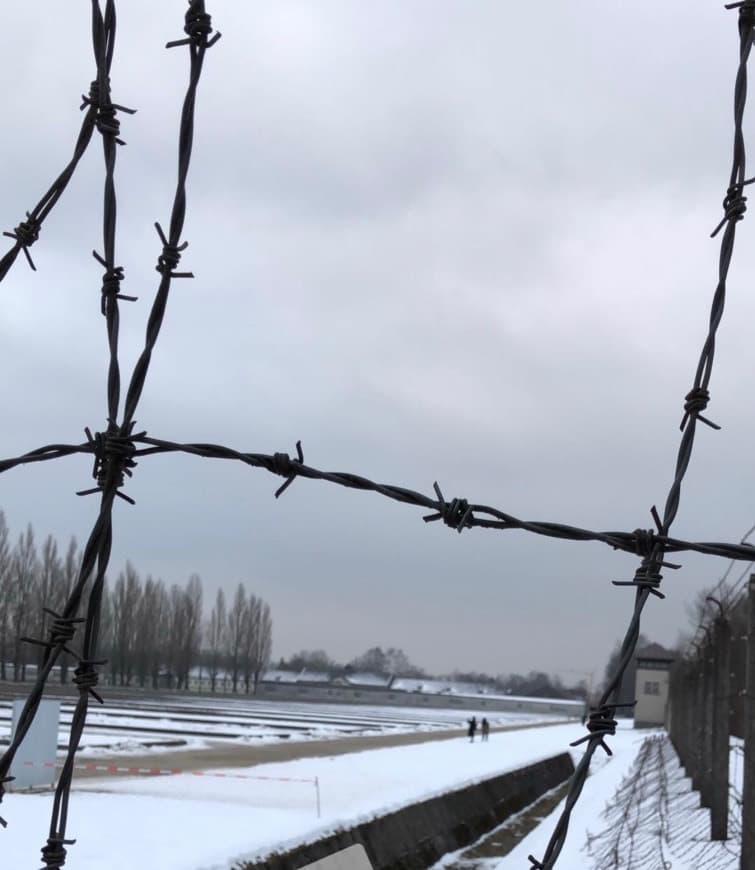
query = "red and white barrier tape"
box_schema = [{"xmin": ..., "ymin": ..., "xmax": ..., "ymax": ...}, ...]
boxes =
[
  {"xmin": 16, "ymin": 759, "xmax": 322, "ymax": 816},
  {"xmin": 21, "ymin": 760, "xmax": 315, "ymax": 783}
]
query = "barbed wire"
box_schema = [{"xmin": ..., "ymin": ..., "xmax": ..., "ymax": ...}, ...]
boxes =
[
  {"xmin": 0, "ymin": 1, "xmax": 752, "ymax": 868},
  {"xmin": 5, "ymin": 434, "xmax": 755, "ymax": 564},
  {"xmin": 528, "ymin": 3, "xmax": 755, "ymax": 866},
  {"xmin": 0, "ymin": 2, "xmax": 219, "ymax": 867}
]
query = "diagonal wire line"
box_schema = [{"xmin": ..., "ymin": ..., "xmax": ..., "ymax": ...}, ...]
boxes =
[
  {"xmin": 529, "ymin": 4, "xmax": 755, "ymax": 867},
  {"xmin": 0, "ymin": 2, "xmax": 128, "ymax": 283},
  {"xmin": 0, "ymin": 2, "xmax": 752, "ymax": 868},
  {"xmin": 0, "ymin": 3, "xmax": 219, "ymax": 867},
  {"xmin": 128, "ymin": 433, "xmax": 755, "ymax": 562}
]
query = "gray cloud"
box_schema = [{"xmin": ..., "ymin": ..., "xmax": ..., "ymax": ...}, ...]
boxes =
[{"xmin": 2, "ymin": 1, "xmax": 755, "ymax": 683}]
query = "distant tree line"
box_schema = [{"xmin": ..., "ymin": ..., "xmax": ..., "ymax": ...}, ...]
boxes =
[
  {"xmin": 0, "ymin": 512, "xmax": 272, "ymax": 692},
  {"xmin": 279, "ymin": 646, "xmax": 588, "ymax": 699},
  {"xmin": 281, "ymin": 646, "xmax": 427, "ymax": 678}
]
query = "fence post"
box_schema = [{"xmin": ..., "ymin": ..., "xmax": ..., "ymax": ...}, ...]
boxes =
[
  {"xmin": 695, "ymin": 644, "xmax": 709, "ymax": 803},
  {"xmin": 685, "ymin": 662, "xmax": 696, "ymax": 781},
  {"xmin": 701, "ymin": 635, "xmax": 715, "ymax": 808},
  {"xmin": 742, "ymin": 576, "xmax": 755, "ymax": 870},
  {"xmin": 710, "ymin": 614, "xmax": 730, "ymax": 840}
]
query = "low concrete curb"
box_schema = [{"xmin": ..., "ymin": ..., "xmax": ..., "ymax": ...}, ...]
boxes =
[{"xmin": 238, "ymin": 752, "xmax": 575, "ymax": 870}]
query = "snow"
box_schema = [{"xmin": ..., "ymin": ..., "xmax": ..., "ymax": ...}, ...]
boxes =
[
  {"xmin": 4, "ymin": 715, "xmax": 742, "ymax": 870},
  {"xmin": 1, "ymin": 721, "xmax": 582, "ymax": 870},
  {"xmin": 1, "ymin": 696, "xmax": 563, "ymax": 756},
  {"xmin": 495, "ymin": 728, "xmax": 741, "ymax": 870}
]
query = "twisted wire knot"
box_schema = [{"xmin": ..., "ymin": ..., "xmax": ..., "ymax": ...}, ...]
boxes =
[
  {"xmin": 77, "ymin": 425, "xmax": 138, "ymax": 504},
  {"xmin": 92, "ymin": 252, "xmax": 137, "ymax": 314},
  {"xmin": 570, "ymin": 705, "xmax": 618, "ymax": 755},
  {"xmin": 185, "ymin": 8, "xmax": 213, "ymax": 42},
  {"xmin": 680, "ymin": 386, "xmax": 720, "ymax": 431},
  {"xmin": 93, "ymin": 427, "xmax": 136, "ymax": 490},
  {"xmin": 166, "ymin": 2, "xmax": 221, "ymax": 49},
  {"xmin": 711, "ymin": 183, "xmax": 748, "ymax": 237},
  {"xmin": 684, "ymin": 386, "xmax": 710, "ymax": 416},
  {"xmin": 81, "ymin": 79, "xmax": 105, "ymax": 112},
  {"xmin": 3, "ymin": 212, "xmax": 41, "ymax": 270},
  {"xmin": 632, "ymin": 528, "xmax": 655, "ymax": 559},
  {"xmin": 81, "ymin": 80, "xmax": 134, "ymax": 144},
  {"xmin": 423, "ymin": 482, "xmax": 474, "ymax": 533},
  {"xmin": 82, "ymin": 79, "xmax": 120, "ymax": 138},
  {"xmin": 73, "ymin": 660, "xmax": 105, "ymax": 704},
  {"xmin": 12, "ymin": 217, "xmax": 40, "ymax": 248},
  {"xmin": 273, "ymin": 440, "xmax": 304, "ymax": 498},
  {"xmin": 157, "ymin": 243, "xmax": 183, "ymax": 273},
  {"xmin": 100, "ymin": 265, "xmax": 124, "ymax": 313},
  {"xmin": 40, "ymin": 835, "xmax": 76, "ymax": 869},
  {"xmin": 442, "ymin": 497, "xmax": 472, "ymax": 530},
  {"xmin": 272, "ymin": 452, "xmax": 294, "ymax": 477},
  {"xmin": 154, "ymin": 223, "xmax": 193, "ymax": 278},
  {"xmin": 48, "ymin": 611, "xmax": 83, "ymax": 649}
]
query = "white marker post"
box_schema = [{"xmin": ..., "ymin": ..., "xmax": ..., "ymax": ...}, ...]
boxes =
[
  {"xmin": 301, "ymin": 845, "xmax": 373, "ymax": 870},
  {"xmin": 9, "ymin": 698, "xmax": 61, "ymax": 789}
]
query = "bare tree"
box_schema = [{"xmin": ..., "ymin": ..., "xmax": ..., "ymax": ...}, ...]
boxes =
[
  {"xmin": 249, "ymin": 597, "xmax": 272, "ymax": 694},
  {"xmin": 206, "ymin": 587, "xmax": 226, "ymax": 693},
  {"xmin": 149, "ymin": 579, "xmax": 170, "ymax": 689},
  {"xmin": 226, "ymin": 583, "xmax": 246, "ymax": 693},
  {"xmin": 110, "ymin": 563, "xmax": 142, "ymax": 686},
  {"xmin": 33, "ymin": 535, "xmax": 62, "ymax": 667},
  {"xmin": 10, "ymin": 525, "xmax": 38, "ymax": 681},
  {"xmin": 133, "ymin": 576, "xmax": 163, "ymax": 688},
  {"xmin": 179, "ymin": 574, "xmax": 203, "ymax": 690}
]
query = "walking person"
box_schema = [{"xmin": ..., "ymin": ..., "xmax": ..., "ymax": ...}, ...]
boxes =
[
  {"xmin": 481, "ymin": 717, "xmax": 490, "ymax": 741},
  {"xmin": 467, "ymin": 716, "xmax": 477, "ymax": 742}
]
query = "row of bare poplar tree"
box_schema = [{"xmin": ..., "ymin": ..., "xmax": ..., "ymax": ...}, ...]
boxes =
[{"xmin": 0, "ymin": 513, "xmax": 273, "ymax": 693}]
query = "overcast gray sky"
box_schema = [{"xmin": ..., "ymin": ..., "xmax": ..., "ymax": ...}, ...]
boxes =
[{"xmin": 2, "ymin": 1, "xmax": 755, "ymax": 685}]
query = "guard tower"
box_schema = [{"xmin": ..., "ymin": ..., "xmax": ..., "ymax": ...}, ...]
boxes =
[{"xmin": 634, "ymin": 643, "xmax": 675, "ymax": 728}]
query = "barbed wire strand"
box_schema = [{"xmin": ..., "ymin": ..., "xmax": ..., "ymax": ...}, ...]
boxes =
[
  {"xmin": 6, "ymin": 434, "xmax": 755, "ymax": 563},
  {"xmin": 0, "ymin": 3, "xmax": 218, "ymax": 868},
  {"xmin": 0, "ymin": 3, "xmax": 128, "ymax": 283},
  {"xmin": 527, "ymin": 4, "xmax": 755, "ymax": 867},
  {"xmin": 0, "ymin": 2, "xmax": 752, "ymax": 869}
]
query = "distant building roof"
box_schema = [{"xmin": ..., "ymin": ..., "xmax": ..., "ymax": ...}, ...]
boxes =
[
  {"xmin": 344, "ymin": 672, "xmax": 393, "ymax": 688},
  {"xmin": 262, "ymin": 669, "xmax": 300, "ymax": 683},
  {"xmin": 636, "ymin": 643, "xmax": 675, "ymax": 662}
]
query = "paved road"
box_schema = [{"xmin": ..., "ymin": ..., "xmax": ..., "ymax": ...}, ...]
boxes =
[{"xmin": 72, "ymin": 719, "xmax": 573, "ymax": 779}]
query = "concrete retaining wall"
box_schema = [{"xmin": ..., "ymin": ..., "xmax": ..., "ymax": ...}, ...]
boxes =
[{"xmin": 238, "ymin": 752, "xmax": 575, "ymax": 870}]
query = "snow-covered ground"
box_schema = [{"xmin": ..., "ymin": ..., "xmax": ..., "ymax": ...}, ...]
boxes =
[
  {"xmin": 0, "ymin": 696, "xmax": 564, "ymax": 756},
  {"xmin": 9, "ymin": 710, "xmax": 736, "ymax": 870},
  {"xmin": 496, "ymin": 729, "xmax": 741, "ymax": 869},
  {"xmin": 1, "ymin": 720, "xmax": 582, "ymax": 870}
]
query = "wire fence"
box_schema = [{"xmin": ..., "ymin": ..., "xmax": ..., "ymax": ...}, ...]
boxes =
[
  {"xmin": 0, "ymin": 1, "xmax": 754, "ymax": 868},
  {"xmin": 668, "ymin": 574, "xmax": 755, "ymax": 866}
]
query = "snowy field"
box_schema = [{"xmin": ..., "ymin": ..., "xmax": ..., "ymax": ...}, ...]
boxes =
[
  {"xmin": 4, "ymin": 702, "xmax": 735, "ymax": 870},
  {"xmin": 493, "ymin": 729, "xmax": 741, "ymax": 870},
  {"xmin": 0, "ymin": 694, "xmax": 562, "ymax": 756},
  {"xmin": 1, "ymin": 720, "xmax": 583, "ymax": 870}
]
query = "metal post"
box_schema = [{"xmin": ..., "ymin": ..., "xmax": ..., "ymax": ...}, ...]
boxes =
[
  {"xmin": 684, "ymin": 662, "xmax": 696, "ymax": 779},
  {"xmin": 701, "ymin": 634, "xmax": 715, "ymax": 809},
  {"xmin": 742, "ymin": 576, "xmax": 755, "ymax": 870},
  {"xmin": 694, "ymin": 647, "xmax": 706, "ymax": 799},
  {"xmin": 711, "ymin": 614, "xmax": 730, "ymax": 840},
  {"xmin": 315, "ymin": 776, "xmax": 321, "ymax": 818}
]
